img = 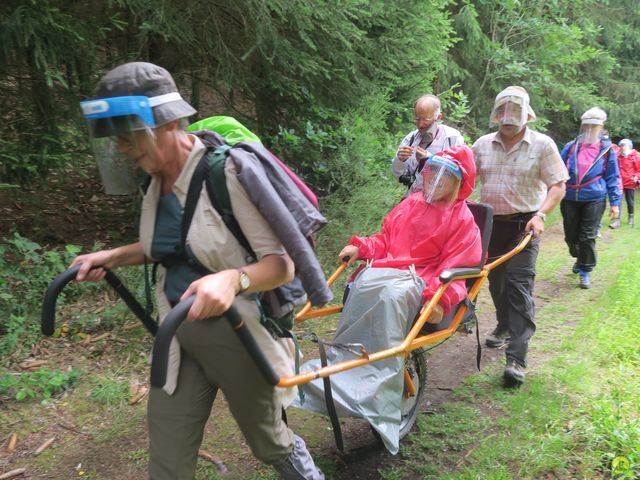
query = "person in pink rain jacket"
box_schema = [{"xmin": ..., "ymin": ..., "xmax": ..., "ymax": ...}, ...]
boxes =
[
  {"xmin": 340, "ymin": 145, "xmax": 482, "ymax": 324},
  {"xmin": 616, "ymin": 139, "xmax": 640, "ymax": 226}
]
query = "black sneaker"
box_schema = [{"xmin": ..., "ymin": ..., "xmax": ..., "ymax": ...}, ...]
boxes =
[
  {"xmin": 485, "ymin": 328, "xmax": 510, "ymax": 348},
  {"xmin": 503, "ymin": 359, "xmax": 525, "ymax": 387}
]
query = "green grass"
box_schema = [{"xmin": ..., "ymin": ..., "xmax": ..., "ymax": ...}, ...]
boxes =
[
  {"xmin": 0, "ymin": 367, "xmax": 82, "ymax": 401},
  {"xmin": 88, "ymin": 373, "xmax": 130, "ymax": 406}
]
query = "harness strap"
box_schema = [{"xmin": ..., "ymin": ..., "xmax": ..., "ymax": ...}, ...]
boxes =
[
  {"xmin": 566, "ymin": 175, "xmax": 602, "ymax": 189},
  {"xmin": 182, "ymin": 154, "xmax": 209, "ymax": 249},
  {"xmin": 318, "ymin": 340, "xmax": 344, "ymax": 452},
  {"xmin": 205, "ymin": 146, "xmax": 257, "ymax": 263},
  {"xmin": 105, "ymin": 270, "xmax": 158, "ymax": 336},
  {"xmin": 459, "ymin": 296, "xmax": 481, "ymax": 371},
  {"xmin": 466, "ymin": 297, "xmax": 482, "ymax": 371}
]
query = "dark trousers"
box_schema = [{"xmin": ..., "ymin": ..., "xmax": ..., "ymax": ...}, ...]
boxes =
[
  {"xmin": 624, "ymin": 189, "xmax": 635, "ymax": 216},
  {"xmin": 560, "ymin": 199, "xmax": 606, "ymax": 272},
  {"xmin": 487, "ymin": 213, "xmax": 540, "ymax": 368}
]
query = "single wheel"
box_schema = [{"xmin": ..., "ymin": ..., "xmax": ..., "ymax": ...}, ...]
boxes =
[
  {"xmin": 398, "ymin": 347, "xmax": 427, "ymax": 438},
  {"xmin": 370, "ymin": 347, "xmax": 428, "ymax": 442}
]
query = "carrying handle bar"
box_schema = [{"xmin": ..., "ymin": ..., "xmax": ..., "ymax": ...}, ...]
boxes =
[
  {"xmin": 150, "ymin": 297, "xmax": 280, "ymax": 388},
  {"xmin": 295, "ymin": 258, "xmax": 350, "ymax": 323},
  {"xmin": 41, "ymin": 265, "xmax": 158, "ymax": 337}
]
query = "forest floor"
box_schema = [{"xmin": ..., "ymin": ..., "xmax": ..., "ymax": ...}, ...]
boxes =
[{"xmin": 0, "ymin": 165, "xmax": 637, "ymax": 479}]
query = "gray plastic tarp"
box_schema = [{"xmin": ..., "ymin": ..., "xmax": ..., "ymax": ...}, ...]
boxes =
[{"xmin": 292, "ymin": 267, "xmax": 424, "ymax": 453}]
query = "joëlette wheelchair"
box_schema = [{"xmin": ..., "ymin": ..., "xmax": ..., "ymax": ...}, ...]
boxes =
[{"xmin": 41, "ymin": 201, "xmax": 531, "ymax": 448}]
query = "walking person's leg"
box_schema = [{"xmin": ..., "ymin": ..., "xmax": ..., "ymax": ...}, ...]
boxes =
[
  {"xmin": 148, "ymin": 353, "xmax": 217, "ymax": 480},
  {"xmin": 486, "ymin": 219, "xmax": 521, "ymax": 348},
  {"xmin": 576, "ymin": 200, "xmax": 606, "ymax": 288},
  {"xmin": 179, "ymin": 312, "xmax": 324, "ymax": 480},
  {"xmin": 502, "ymin": 236, "xmax": 540, "ymax": 386},
  {"xmin": 487, "ymin": 264, "xmax": 511, "ymax": 347},
  {"xmin": 625, "ymin": 189, "xmax": 635, "ymax": 226},
  {"xmin": 560, "ymin": 199, "xmax": 581, "ymax": 273}
]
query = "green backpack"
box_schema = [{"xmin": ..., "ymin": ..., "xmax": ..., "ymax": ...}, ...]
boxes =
[{"xmin": 187, "ymin": 116, "xmax": 262, "ymax": 145}]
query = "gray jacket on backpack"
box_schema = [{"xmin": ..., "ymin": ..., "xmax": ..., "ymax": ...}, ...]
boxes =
[{"xmin": 197, "ymin": 131, "xmax": 333, "ymax": 306}]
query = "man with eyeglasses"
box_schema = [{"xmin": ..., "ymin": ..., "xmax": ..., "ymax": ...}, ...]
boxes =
[{"xmin": 391, "ymin": 94, "xmax": 465, "ymax": 194}]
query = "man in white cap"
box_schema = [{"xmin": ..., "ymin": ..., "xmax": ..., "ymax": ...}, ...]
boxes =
[
  {"xmin": 559, "ymin": 107, "xmax": 621, "ymax": 289},
  {"xmin": 472, "ymin": 86, "xmax": 569, "ymax": 386}
]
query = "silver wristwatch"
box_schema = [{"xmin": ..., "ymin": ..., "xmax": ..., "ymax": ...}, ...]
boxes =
[{"xmin": 534, "ymin": 211, "xmax": 546, "ymax": 222}]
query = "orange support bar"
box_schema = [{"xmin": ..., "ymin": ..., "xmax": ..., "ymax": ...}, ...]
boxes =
[
  {"xmin": 403, "ymin": 367, "xmax": 417, "ymax": 398},
  {"xmin": 295, "ymin": 262, "xmax": 347, "ymax": 323},
  {"xmin": 296, "ymin": 305, "xmax": 343, "ymax": 320},
  {"xmin": 280, "ymin": 234, "xmax": 533, "ymax": 388}
]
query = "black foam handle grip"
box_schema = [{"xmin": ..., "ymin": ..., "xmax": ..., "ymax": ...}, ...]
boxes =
[
  {"xmin": 41, "ymin": 265, "xmax": 82, "ymax": 336},
  {"xmin": 41, "ymin": 266, "xmax": 157, "ymax": 337}
]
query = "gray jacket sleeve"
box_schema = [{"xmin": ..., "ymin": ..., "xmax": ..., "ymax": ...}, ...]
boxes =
[
  {"xmin": 228, "ymin": 143, "xmax": 333, "ymax": 306},
  {"xmin": 391, "ymin": 131, "xmax": 418, "ymax": 179}
]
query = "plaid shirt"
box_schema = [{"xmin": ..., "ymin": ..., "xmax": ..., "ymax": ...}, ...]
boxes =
[{"xmin": 472, "ymin": 128, "xmax": 568, "ymax": 215}]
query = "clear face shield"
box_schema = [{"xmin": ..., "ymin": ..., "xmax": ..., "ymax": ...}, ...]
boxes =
[
  {"xmin": 578, "ymin": 124, "xmax": 603, "ymax": 147},
  {"xmin": 80, "ymin": 96, "xmax": 158, "ymax": 194},
  {"xmin": 489, "ymin": 96, "xmax": 528, "ymax": 127},
  {"xmin": 422, "ymin": 156, "xmax": 462, "ymax": 208}
]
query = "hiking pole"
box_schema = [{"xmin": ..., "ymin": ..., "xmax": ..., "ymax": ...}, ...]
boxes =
[
  {"xmin": 150, "ymin": 296, "xmax": 280, "ymax": 388},
  {"xmin": 41, "ymin": 265, "xmax": 158, "ymax": 337}
]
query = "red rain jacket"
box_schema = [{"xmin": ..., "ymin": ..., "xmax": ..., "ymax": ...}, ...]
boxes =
[
  {"xmin": 349, "ymin": 145, "xmax": 482, "ymax": 313},
  {"xmin": 617, "ymin": 149, "xmax": 640, "ymax": 189}
]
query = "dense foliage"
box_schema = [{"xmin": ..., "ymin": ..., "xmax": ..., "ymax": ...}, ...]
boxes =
[{"xmin": 2, "ymin": 0, "xmax": 639, "ymax": 186}]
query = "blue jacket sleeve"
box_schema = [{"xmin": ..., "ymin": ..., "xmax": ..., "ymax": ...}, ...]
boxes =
[
  {"xmin": 559, "ymin": 142, "xmax": 573, "ymax": 178},
  {"xmin": 604, "ymin": 148, "xmax": 622, "ymax": 206}
]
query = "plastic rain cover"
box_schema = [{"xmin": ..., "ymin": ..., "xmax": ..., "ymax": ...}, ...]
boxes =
[{"xmin": 292, "ymin": 267, "xmax": 425, "ymax": 453}]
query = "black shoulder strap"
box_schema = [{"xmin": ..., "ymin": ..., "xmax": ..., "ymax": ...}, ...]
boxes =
[
  {"xmin": 318, "ymin": 339, "xmax": 344, "ymax": 452},
  {"xmin": 182, "ymin": 146, "xmax": 257, "ymax": 263}
]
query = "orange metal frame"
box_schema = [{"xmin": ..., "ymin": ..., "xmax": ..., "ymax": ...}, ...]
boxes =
[{"xmin": 277, "ymin": 234, "xmax": 532, "ymax": 389}]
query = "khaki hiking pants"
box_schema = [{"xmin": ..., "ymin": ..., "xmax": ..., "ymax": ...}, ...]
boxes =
[{"xmin": 147, "ymin": 315, "xmax": 294, "ymax": 480}]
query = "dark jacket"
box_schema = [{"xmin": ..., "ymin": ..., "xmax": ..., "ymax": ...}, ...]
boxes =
[{"xmin": 561, "ymin": 137, "xmax": 621, "ymax": 205}]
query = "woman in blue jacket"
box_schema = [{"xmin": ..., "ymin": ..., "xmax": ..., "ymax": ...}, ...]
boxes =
[{"xmin": 560, "ymin": 107, "xmax": 621, "ymax": 289}]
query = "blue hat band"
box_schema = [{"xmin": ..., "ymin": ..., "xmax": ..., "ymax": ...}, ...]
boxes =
[{"xmin": 81, "ymin": 96, "xmax": 155, "ymax": 128}]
